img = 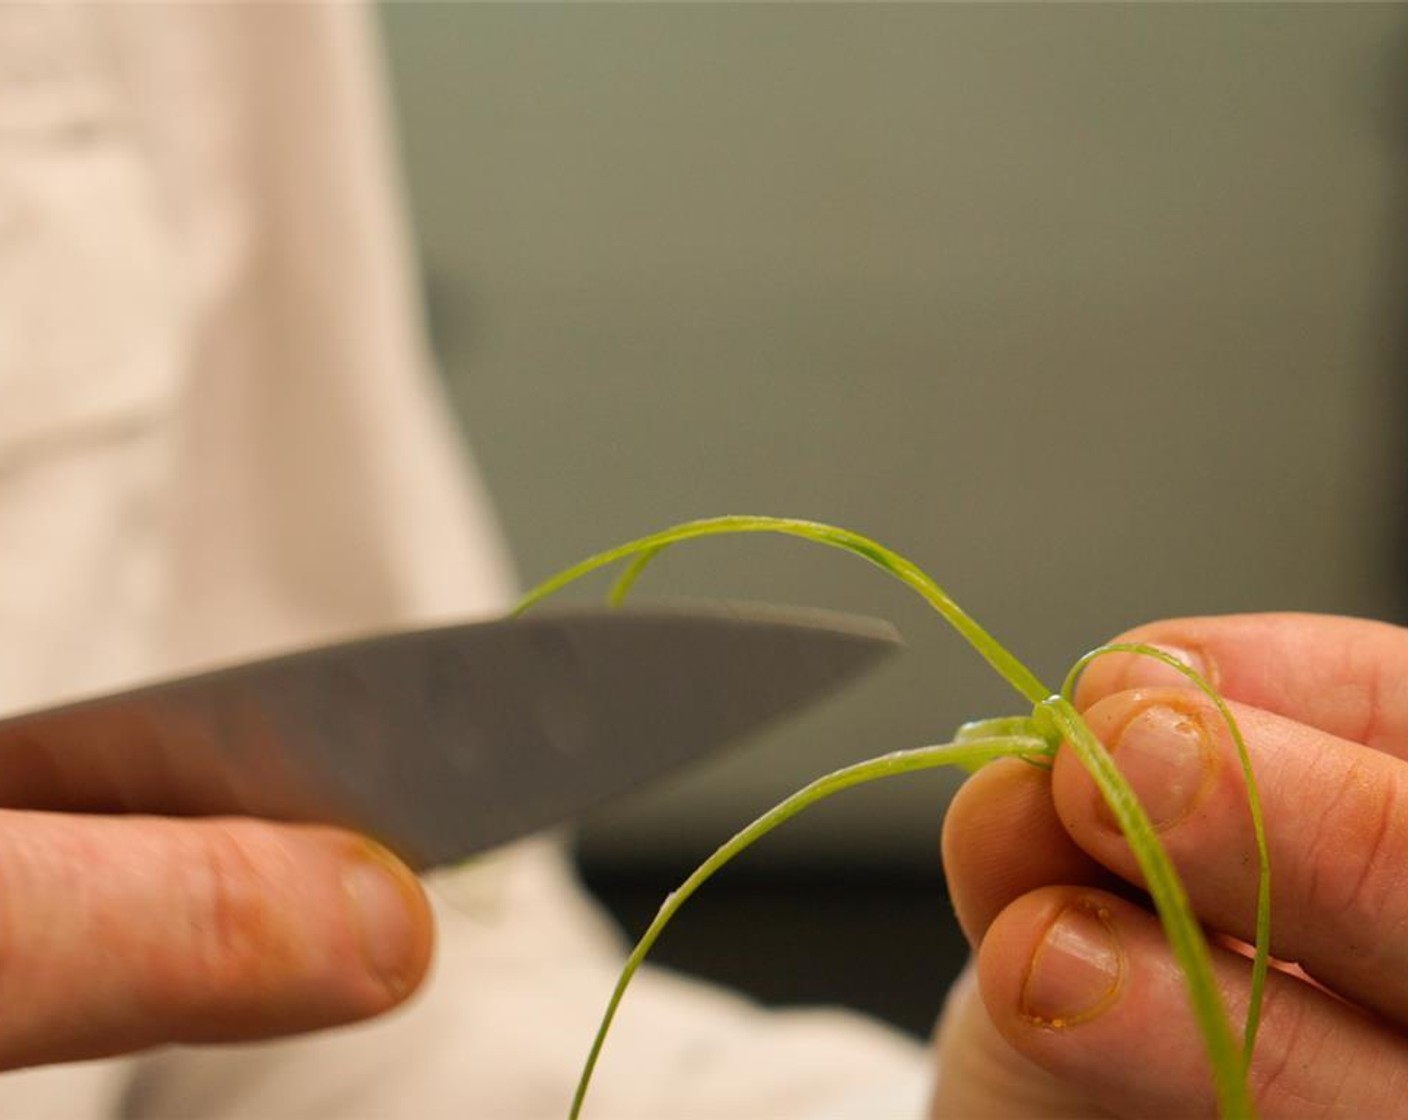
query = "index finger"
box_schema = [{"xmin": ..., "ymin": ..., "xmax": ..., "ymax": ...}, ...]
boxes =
[
  {"xmin": 0, "ymin": 811, "xmax": 432, "ymax": 1071},
  {"xmin": 1074, "ymin": 612, "xmax": 1408, "ymax": 757}
]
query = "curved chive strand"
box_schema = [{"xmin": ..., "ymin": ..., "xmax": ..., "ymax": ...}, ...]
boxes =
[
  {"xmin": 1040, "ymin": 696, "xmax": 1254, "ymax": 1119},
  {"xmin": 515, "ymin": 516, "xmax": 1050, "ymax": 705},
  {"xmin": 568, "ymin": 736, "xmax": 1055, "ymax": 1120},
  {"xmin": 523, "ymin": 519, "xmax": 1259, "ymax": 1117},
  {"xmin": 1062, "ymin": 644, "xmax": 1271, "ymax": 1071},
  {"xmin": 608, "ymin": 543, "xmax": 666, "ymax": 606}
]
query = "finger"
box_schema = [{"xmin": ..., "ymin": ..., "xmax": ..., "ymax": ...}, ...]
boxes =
[
  {"xmin": 1074, "ymin": 613, "xmax": 1408, "ymax": 757},
  {"xmin": 979, "ymin": 886, "xmax": 1408, "ymax": 1118},
  {"xmin": 1052, "ymin": 687, "xmax": 1408, "ymax": 1025},
  {"xmin": 931, "ymin": 964, "xmax": 1112, "ymax": 1120},
  {"xmin": 0, "ymin": 810, "xmax": 432, "ymax": 1071},
  {"xmin": 942, "ymin": 758, "xmax": 1116, "ymax": 945}
]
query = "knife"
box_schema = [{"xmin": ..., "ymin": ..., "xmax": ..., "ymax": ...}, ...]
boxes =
[{"xmin": 0, "ymin": 603, "xmax": 899, "ymax": 869}]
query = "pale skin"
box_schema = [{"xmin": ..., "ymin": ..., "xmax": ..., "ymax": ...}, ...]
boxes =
[
  {"xmin": 10, "ymin": 609, "xmax": 1407, "ymax": 1117},
  {"xmin": 0, "ymin": 811, "xmax": 433, "ymax": 1070},
  {"xmin": 933, "ymin": 612, "xmax": 1408, "ymax": 1118}
]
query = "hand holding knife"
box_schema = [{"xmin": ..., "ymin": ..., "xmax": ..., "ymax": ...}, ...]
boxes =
[{"xmin": 0, "ymin": 603, "xmax": 897, "ymax": 1070}]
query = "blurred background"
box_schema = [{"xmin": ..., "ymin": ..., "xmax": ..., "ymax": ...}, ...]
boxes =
[{"xmin": 380, "ymin": 2, "xmax": 1408, "ymax": 1037}]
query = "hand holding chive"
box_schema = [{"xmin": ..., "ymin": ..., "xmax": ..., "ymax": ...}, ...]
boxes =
[
  {"xmin": 937, "ymin": 613, "xmax": 1408, "ymax": 1118},
  {"xmin": 520, "ymin": 517, "xmax": 1268, "ymax": 1119}
]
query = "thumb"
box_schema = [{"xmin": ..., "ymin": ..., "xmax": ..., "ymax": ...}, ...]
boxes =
[
  {"xmin": 930, "ymin": 963, "xmax": 1110, "ymax": 1119},
  {"xmin": 0, "ymin": 809, "xmax": 432, "ymax": 1071}
]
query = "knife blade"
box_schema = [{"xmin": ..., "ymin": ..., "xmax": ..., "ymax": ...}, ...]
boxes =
[{"xmin": 0, "ymin": 603, "xmax": 899, "ymax": 869}]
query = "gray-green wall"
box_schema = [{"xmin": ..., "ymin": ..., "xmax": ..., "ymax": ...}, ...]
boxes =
[{"xmin": 382, "ymin": 3, "xmax": 1408, "ymax": 869}]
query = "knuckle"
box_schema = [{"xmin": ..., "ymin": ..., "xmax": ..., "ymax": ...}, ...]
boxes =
[
  {"xmin": 0, "ymin": 832, "xmax": 30, "ymax": 984},
  {"xmin": 1295, "ymin": 760, "xmax": 1408, "ymax": 961},
  {"xmin": 1250, "ymin": 979, "xmax": 1344, "ymax": 1114},
  {"xmin": 1354, "ymin": 649, "xmax": 1407, "ymax": 755},
  {"xmin": 174, "ymin": 824, "xmax": 296, "ymax": 1000}
]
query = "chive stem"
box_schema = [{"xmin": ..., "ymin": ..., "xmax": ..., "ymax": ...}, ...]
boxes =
[
  {"xmin": 516, "ymin": 516, "xmax": 1049, "ymax": 704},
  {"xmin": 522, "ymin": 518, "xmax": 1264, "ymax": 1119},
  {"xmin": 568, "ymin": 736, "xmax": 1054, "ymax": 1119},
  {"xmin": 1063, "ymin": 644, "xmax": 1271, "ymax": 1070}
]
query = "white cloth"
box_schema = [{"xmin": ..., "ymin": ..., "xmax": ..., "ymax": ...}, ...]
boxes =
[{"xmin": 0, "ymin": 4, "xmax": 928, "ymax": 1116}]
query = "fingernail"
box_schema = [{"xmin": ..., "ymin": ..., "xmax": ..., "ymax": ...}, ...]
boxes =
[
  {"xmin": 1021, "ymin": 900, "xmax": 1124, "ymax": 1028},
  {"xmin": 1075, "ymin": 643, "xmax": 1215, "ymax": 711},
  {"xmin": 1101, "ymin": 702, "xmax": 1214, "ymax": 831},
  {"xmin": 344, "ymin": 843, "xmax": 422, "ymax": 994},
  {"xmin": 1124, "ymin": 643, "xmax": 1215, "ymax": 691}
]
